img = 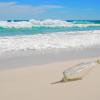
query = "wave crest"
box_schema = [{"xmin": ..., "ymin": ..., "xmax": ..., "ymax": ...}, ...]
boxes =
[
  {"xmin": 0, "ymin": 19, "xmax": 72, "ymax": 28},
  {"xmin": 0, "ymin": 19, "xmax": 100, "ymax": 29}
]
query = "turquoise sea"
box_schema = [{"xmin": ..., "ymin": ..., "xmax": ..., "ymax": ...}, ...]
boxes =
[{"xmin": 0, "ymin": 19, "xmax": 100, "ymax": 53}]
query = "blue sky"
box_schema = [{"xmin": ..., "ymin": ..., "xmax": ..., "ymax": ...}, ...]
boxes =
[{"xmin": 0, "ymin": 0, "xmax": 100, "ymax": 20}]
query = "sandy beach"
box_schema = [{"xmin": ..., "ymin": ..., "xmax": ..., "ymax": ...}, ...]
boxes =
[
  {"xmin": 0, "ymin": 57, "xmax": 100, "ymax": 100},
  {"xmin": 0, "ymin": 0, "xmax": 100, "ymax": 99}
]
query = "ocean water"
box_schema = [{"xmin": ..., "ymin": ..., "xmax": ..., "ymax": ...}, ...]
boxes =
[{"xmin": 0, "ymin": 19, "xmax": 100, "ymax": 54}]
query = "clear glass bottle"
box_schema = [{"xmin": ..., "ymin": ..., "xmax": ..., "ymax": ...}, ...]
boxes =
[{"xmin": 63, "ymin": 60, "xmax": 100, "ymax": 82}]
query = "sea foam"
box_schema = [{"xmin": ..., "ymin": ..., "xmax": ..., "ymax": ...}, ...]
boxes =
[{"xmin": 0, "ymin": 30, "xmax": 100, "ymax": 53}]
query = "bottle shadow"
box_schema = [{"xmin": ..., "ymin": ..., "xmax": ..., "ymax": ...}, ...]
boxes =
[{"xmin": 51, "ymin": 78, "xmax": 82, "ymax": 85}]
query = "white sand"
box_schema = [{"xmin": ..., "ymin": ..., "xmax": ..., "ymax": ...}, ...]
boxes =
[{"xmin": 0, "ymin": 57, "xmax": 100, "ymax": 100}]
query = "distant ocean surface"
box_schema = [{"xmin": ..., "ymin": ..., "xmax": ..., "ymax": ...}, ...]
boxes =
[{"xmin": 0, "ymin": 19, "xmax": 100, "ymax": 53}]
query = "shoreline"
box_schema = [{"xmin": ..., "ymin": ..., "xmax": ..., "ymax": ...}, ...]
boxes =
[{"xmin": 0, "ymin": 46, "xmax": 100, "ymax": 70}]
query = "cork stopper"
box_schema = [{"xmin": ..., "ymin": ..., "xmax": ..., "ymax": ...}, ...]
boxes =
[{"xmin": 96, "ymin": 59, "xmax": 100, "ymax": 64}]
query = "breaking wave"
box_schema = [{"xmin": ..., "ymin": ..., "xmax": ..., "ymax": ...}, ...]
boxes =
[{"xmin": 0, "ymin": 19, "xmax": 100, "ymax": 29}]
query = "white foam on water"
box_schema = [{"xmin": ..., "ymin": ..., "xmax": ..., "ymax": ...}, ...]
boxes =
[
  {"xmin": 74, "ymin": 24, "xmax": 100, "ymax": 27},
  {"xmin": 0, "ymin": 30, "xmax": 100, "ymax": 53},
  {"xmin": 0, "ymin": 19, "xmax": 100, "ymax": 28},
  {"xmin": 0, "ymin": 19, "xmax": 72, "ymax": 28},
  {"xmin": 0, "ymin": 21, "xmax": 33, "ymax": 28}
]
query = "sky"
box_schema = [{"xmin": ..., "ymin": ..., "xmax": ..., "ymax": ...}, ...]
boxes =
[{"xmin": 0, "ymin": 0, "xmax": 100, "ymax": 20}]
